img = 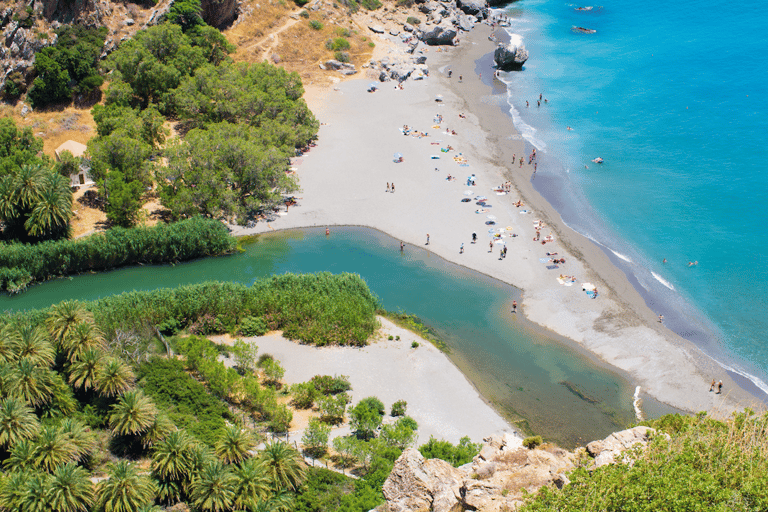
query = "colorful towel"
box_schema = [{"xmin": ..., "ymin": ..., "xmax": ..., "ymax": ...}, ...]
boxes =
[{"xmin": 546, "ymin": 265, "xmax": 559, "ymax": 270}]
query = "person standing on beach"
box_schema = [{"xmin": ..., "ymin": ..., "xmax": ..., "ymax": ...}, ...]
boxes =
[
  {"xmin": 392, "ymin": 183, "xmax": 395, "ymax": 193},
  {"xmin": 489, "ymin": 240, "xmax": 493, "ymax": 252},
  {"xmin": 387, "ymin": 182, "xmax": 390, "ymax": 192},
  {"xmin": 709, "ymin": 379, "xmax": 715, "ymax": 392},
  {"xmin": 512, "ymin": 300, "xmax": 517, "ymax": 313},
  {"xmin": 503, "ymin": 246, "xmax": 508, "ymax": 258},
  {"xmin": 426, "ymin": 234, "xmax": 430, "ymax": 245},
  {"xmin": 400, "ymin": 241, "xmax": 404, "ymax": 252},
  {"xmin": 717, "ymin": 380, "xmax": 723, "ymax": 394},
  {"xmin": 512, "ymin": 154, "xmax": 516, "ymax": 164},
  {"xmin": 499, "ymin": 249, "xmax": 504, "ymax": 260},
  {"xmin": 472, "ymin": 232, "xmax": 477, "ymax": 243},
  {"xmin": 325, "ymin": 227, "xmax": 330, "ymax": 236},
  {"xmin": 459, "ymin": 75, "xmax": 463, "ymax": 82},
  {"xmin": 658, "ymin": 314, "xmax": 664, "ymax": 323},
  {"xmin": 460, "ymin": 243, "xmax": 464, "ymax": 254}
]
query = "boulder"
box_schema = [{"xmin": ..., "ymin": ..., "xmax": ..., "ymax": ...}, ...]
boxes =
[
  {"xmin": 383, "ymin": 448, "xmax": 463, "ymax": 512},
  {"xmin": 586, "ymin": 426, "xmax": 659, "ymax": 468},
  {"xmin": 200, "ymin": 0, "xmax": 238, "ymax": 27},
  {"xmin": 419, "ymin": 24, "xmax": 457, "ymax": 45},
  {"xmin": 494, "ymin": 41, "xmax": 529, "ymax": 70},
  {"xmin": 403, "ymin": 23, "xmax": 414, "ymax": 32},
  {"xmin": 369, "ymin": 24, "xmax": 385, "ymax": 33},
  {"xmin": 414, "ymin": 55, "xmax": 427, "ymax": 64},
  {"xmin": 456, "ymin": 0, "xmax": 488, "ymax": 17},
  {"xmin": 324, "ymin": 59, "xmax": 343, "ymax": 70},
  {"xmin": 390, "ymin": 28, "xmax": 400, "ymax": 36},
  {"xmin": 457, "ymin": 14, "xmax": 475, "ymax": 31}
]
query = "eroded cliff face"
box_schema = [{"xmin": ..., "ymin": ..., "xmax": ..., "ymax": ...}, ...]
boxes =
[
  {"xmin": 200, "ymin": 0, "xmax": 238, "ymax": 28},
  {"xmin": 383, "ymin": 427, "xmax": 658, "ymax": 512}
]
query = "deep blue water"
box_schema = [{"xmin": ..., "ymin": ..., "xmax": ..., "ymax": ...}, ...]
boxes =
[{"xmin": 497, "ymin": 0, "xmax": 768, "ymax": 391}]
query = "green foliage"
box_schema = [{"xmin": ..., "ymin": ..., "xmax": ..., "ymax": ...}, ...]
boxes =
[
  {"xmin": 0, "ymin": 217, "xmax": 235, "ymax": 293},
  {"xmin": 318, "ymin": 393, "xmax": 349, "ymax": 425},
  {"xmin": 349, "ymin": 397, "xmax": 384, "ymax": 440},
  {"xmin": 302, "ymin": 418, "xmax": 331, "ymax": 458},
  {"xmin": 28, "ymin": 25, "xmax": 108, "ymax": 107},
  {"xmin": 406, "ymin": 16, "xmax": 421, "ymax": 26},
  {"xmin": 54, "ymin": 150, "xmax": 80, "ymax": 179},
  {"xmin": 391, "ymin": 399, "xmax": 407, "ymax": 417},
  {"xmin": 138, "ymin": 358, "xmax": 231, "ymax": 445},
  {"xmin": 159, "ymin": 121, "xmax": 298, "ymax": 222},
  {"xmin": 290, "ymin": 382, "xmax": 318, "ymax": 409},
  {"xmin": 334, "ymin": 51, "xmax": 350, "ymax": 63},
  {"xmin": 360, "ymin": 0, "xmax": 382, "ymax": 9},
  {"xmin": 418, "ymin": 436, "xmax": 482, "ymax": 467},
  {"xmin": 267, "ymin": 403, "xmax": 293, "ymax": 433},
  {"xmin": 523, "ymin": 411, "xmax": 768, "ymax": 511},
  {"xmin": 102, "ymin": 171, "xmax": 144, "ymax": 227},
  {"xmin": 240, "ymin": 316, "xmax": 268, "ymax": 337},
  {"xmin": 91, "ymin": 104, "xmax": 168, "ymax": 149},
  {"xmin": 380, "ymin": 417, "xmax": 418, "ymax": 449},
  {"xmin": 523, "ymin": 435, "xmax": 543, "ymax": 449},
  {"xmin": 383, "ymin": 311, "xmax": 448, "ymax": 351},
  {"xmin": 232, "ymin": 338, "xmax": 259, "ymax": 374},
  {"xmin": 300, "ymin": 10, "xmax": 310, "ymax": 18},
  {"xmin": 411, "ymin": 341, "xmax": 419, "ymax": 348},
  {"xmin": 2, "ymin": 71, "xmax": 26, "ymax": 100},
  {"xmin": 397, "ymin": 0, "xmax": 415, "ymax": 7},
  {"xmin": 310, "ymin": 374, "xmax": 351, "ymax": 395},
  {"xmin": 325, "ymin": 37, "xmax": 350, "ymax": 51},
  {"xmin": 167, "ymin": 0, "xmax": 204, "ymax": 31},
  {"xmin": 309, "ymin": 19, "xmax": 323, "ymax": 30},
  {"xmin": 261, "ymin": 357, "xmax": 285, "ymax": 386}
]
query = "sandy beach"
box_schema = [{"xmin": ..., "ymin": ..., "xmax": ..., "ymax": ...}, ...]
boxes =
[{"xmin": 231, "ymin": 22, "xmax": 760, "ymax": 429}]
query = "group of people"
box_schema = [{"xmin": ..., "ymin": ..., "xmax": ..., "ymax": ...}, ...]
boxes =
[{"xmin": 386, "ymin": 182, "xmax": 396, "ymax": 193}]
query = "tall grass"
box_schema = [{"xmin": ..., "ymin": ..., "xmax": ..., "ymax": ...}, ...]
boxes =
[
  {"xmin": 0, "ymin": 217, "xmax": 236, "ymax": 293},
  {"xmin": 5, "ymin": 273, "xmax": 380, "ymax": 347}
]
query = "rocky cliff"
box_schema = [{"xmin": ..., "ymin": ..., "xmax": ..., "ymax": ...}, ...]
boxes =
[{"xmin": 382, "ymin": 427, "xmax": 658, "ymax": 512}]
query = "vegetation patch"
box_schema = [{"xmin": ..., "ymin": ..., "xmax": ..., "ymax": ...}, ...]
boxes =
[{"xmin": 381, "ymin": 311, "xmax": 448, "ymax": 352}]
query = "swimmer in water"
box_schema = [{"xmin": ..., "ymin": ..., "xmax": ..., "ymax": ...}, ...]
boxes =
[{"xmin": 567, "ymin": 126, "xmax": 573, "ymax": 131}]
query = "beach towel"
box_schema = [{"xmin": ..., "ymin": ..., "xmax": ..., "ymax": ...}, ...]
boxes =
[
  {"xmin": 586, "ymin": 290, "xmax": 597, "ymax": 299},
  {"xmin": 539, "ymin": 258, "xmax": 551, "ymax": 263},
  {"xmin": 546, "ymin": 265, "xmax": 559, "ymax": 270},
  {"xmin": 459, "ymin": 163, "xmax": 470, "ymax": 167}
]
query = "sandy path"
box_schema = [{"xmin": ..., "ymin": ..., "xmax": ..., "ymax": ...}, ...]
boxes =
[
  {"xmin": 253, "ymin": 317, "xmax": 514, "ymax": 445},
  {"xmin": 230, "ymin": 25, "xmax": 759, "ymax": 420}
]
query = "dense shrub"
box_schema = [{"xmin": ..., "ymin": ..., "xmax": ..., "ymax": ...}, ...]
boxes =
[
  {"xmin": 309, "ymin": 19, "xmax": 323, "ymax": 30},
  {"xmin": 326, "ymin": 37, "xmax": 351, "ymax": 51},
  {"xmin": 138, "ymin": 358, "xmax": 231, "ymax": 445},
  {"xmin": 391, "ymin": 400, "xmax": 407, "ymax": 417},
  {"xmin": 419, "ymin": 436, "xmax": 482, "ymax": 467},
  {"xmin": 335, "ymin": 51, "xmax": 350, "ymax": 63},
  {"xmin": 311, "ymin": 374, "xmax": 352, "ymax": 395},
  {"xmin": 360, "ymin": 0, "xmax": 382, "ymax": 9},
  {"xmin": 406, "ymin": 16, "xmax": 421, "ymax": 26},
  {"xmin": 240, "ymin": 316, "xmax": 268, "ymax": 337},
  {"xmin": 522, "ymin": 411, "xmax": 768, "ymax": 511},
  {"xmin": 0, "ymin": 217, "xmax": 235, "ymax": 293},
  {"xmin": 523, "ymin": 435, "xmax": 543, "ymax": 449}
]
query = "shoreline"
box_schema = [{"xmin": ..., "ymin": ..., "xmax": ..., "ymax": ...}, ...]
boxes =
[{"xmin": 232, "ymin": 23, "xmax": 762, "ymax": 422}]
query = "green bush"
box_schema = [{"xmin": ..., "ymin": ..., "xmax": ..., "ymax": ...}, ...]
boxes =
[
  {"xmin": 240, "ymin": 316, "xmax": 268, "ymax": 337},
  {"xmin": 291, "ymin": 382, "xmax": 318, "ymax": 409},
  {"xmin": 0, "ymin": 217, "xmax": 236, "ymax": 293},
  {"xmin": 309, "ymin": 19, "xmax": 323, "ymax": 30},
  {"xmin": 360, "ymin": 0, "xmax": 382, "ymax": 9},
  {"xmin": 411, "ymin": 341, "xmax": 419, "ymax": 348},
  {"xmin": 523, "ymin": 435, "xmax": 543, "ymax": 449},
  {"xmin": 335, "ymin": 51, "xmax": 350, "ymax": 63},
  {"xmin": 326, "ymin": 37, "xmax": 351, "ymax": 51},
  {"xmin": 311, "ymin": 374, "xmax": 351, "ymax": 395},
  {"xmin": 406, "ymin": 16, "xmax": 421, "ymax": 26},
  {"xmin": 419, "ymin": 436, "xmax": 482, "ymax": 467},
  {"xmin": 391, "ymin": 400, "xmax": 407, "ymax": 417},
  {"xmin": 359, "ymin": 396, "xmax": 385, "ymax": 416},
  {"xmin": 302, "ymin": 418, "xmax": 331, "ymax": 458},
  {"xmin": 300, "ymin": 10, "xmax": 310, "ymax": 17},
  {"xmin": 335, "ymin": 27, "xmax": 351, "ymax": 37}
]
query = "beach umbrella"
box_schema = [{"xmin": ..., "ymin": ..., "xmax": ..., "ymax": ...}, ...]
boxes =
[
  {"xmin": 464, "ymin": 190, "xmax": 474, "ymax": 196},
  {"xmin": 476, "ymin": 196, "xmax": 488, "ymax": 202}
]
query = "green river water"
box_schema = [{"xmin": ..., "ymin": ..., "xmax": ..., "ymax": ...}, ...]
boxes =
[{"xmin": 1, "ymin": 226, "xmax": 675, "ymax": 447}]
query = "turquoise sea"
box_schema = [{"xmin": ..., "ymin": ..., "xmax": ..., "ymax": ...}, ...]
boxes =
[{"xmin": 497, "ymin": 0, "xmax": 768, "ymax": 394}]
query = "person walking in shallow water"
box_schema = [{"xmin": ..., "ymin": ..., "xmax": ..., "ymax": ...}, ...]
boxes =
[
  {"xmin": 400, "ymin": 241, "xmax": 404, "ymax": 252},
  {"xmin": 512, "ymin": 300, "xmax": 517, "ymax": 313}
]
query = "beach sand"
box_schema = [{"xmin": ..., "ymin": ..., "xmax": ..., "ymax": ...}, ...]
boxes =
[
  {"xmin": 251, "ymin": 317, "xmax": 514, "ymax": 445},
  {"xmin": 232, "ymin": 23, "xmax": 760, "ymax": 429}
]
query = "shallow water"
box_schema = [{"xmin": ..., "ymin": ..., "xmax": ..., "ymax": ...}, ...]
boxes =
[
  {"xmin": 497, "ymin": 0, "xmax": 768, "ymax": 393},
  {"xmin": 3, "ymin": 227, "xmax": 650, "ymax": 447}
]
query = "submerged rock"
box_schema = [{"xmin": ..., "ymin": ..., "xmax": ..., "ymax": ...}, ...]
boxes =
[{"xmin": 494, "ymin": 41, "xmax": 529, "ymax": 70}]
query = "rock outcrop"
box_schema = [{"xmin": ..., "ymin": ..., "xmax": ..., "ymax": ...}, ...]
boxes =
[
  {"xmin": 419, "ymin": 25, "xmax": 457, "ymax": 45},
  {"xmin": 200, "ymin": 0, "xmax": 239, "ymax": 28},
  {"xmin": 383, "ymin": 427, "xmax": 662, "ymax": 512},
  {"xmin": 494, "ymin": 40, "xmax": 529, "ymax": 70},
  {"xmin": 456, "ymin": 0, "xmax": 489, "ymax": 18},
  {"xmin": 586, "ymin": 426, "xmax": 661, "ymax": 468}
]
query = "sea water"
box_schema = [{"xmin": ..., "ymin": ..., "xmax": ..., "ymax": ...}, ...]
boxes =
[{"xmin": 497, "ymin": 0, "xmax": 768, "ymax": 393}]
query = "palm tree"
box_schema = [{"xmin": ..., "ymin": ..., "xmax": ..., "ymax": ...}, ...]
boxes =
[
  {"xmin": 189, "ymin": 460, "xmax": 237, "ymax": 512},
  {"xmin": 0, "ymin": 470, "xmax": 29, "ymax": 510},
  {"xmin": 2, "ymin": 439, "xmax": 36, "ymax": 471},
  {"xmin": 109, "ymin": 390, "xmax": 157, "ymax": 436},
  {"xmin": 24, "ymin": 171, "xmax": 73, "ymax": 239},
  {"xmin": 215, "ymin": 424, "xmax": 256, "ymax": 464},
  {"xmin": 141, "ymin": 412, "xmax": 174, "ymax": 450},
  {"xmin": 233, "ymin": 458, "xmax": 271, "ymax": 511},
  {"xmin": 0, "ymin": 397, "xmax": 40, "ymax": 449},
  {"xmin": 60, "ymin": 321, "xmax": 104, "ymax": 363},
  {"xmin": 96, "ymin": 461, "xmax": 157, "ymax": 512},
  {"xmin": 46, "ymin": 301, "xmax": 94, "ymax": 348},
  {"xmin": 59, "ymin": 418, "xmax": 95, "ymax": 462},
  {"xmin": 0, "ymin": 174, "xmax": 18, "ymax": 223},
  {"xmin": 12, "ymin": 324, "xmax": 55, "ymax": 367},
  {"xmin": 47, "ymin": 462, "xmax": 95, "ymax": 512},
  {"xmin": 7, "ymin": 359, "xmax": 55, "ymax": 406},
  {"xmin": 13, "ymin": 164, "xmax": 44, "ymax": 208},
  {"xmin": 252, "ymin": 490, "xmax": 295, "ymax": 512},
  {"xmin": 20, "ymin": 472, "xmax": 51, "ymax": 512},
  {"xmin": 152, "ymin": 430, "xmax": 193, "ymax": 481},
  {"xmin": 33, "ymin": 424, "xmax": 78, "ymax": 472},
  {"xmin": 95, "ymin": 358, "xmax": 135, "ymax": 398},
  {"xmin": 258, "ymin": 440, "xmax": 306, "ymax": 492},
  {"xmin": 0, "ymin": 325, "xmax": 21, "ymax": 363},
  {"xmin": 68, "ymin": 348, "xmax": 101, "ymax": 391}
]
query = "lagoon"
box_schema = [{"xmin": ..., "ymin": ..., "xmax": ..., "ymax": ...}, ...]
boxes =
[{"xmin": 2, "ymin": 227, "xmax": 674, "ymax": 447}]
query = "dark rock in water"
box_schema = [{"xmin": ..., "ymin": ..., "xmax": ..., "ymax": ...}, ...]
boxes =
[
  {"xmin": 419, "ymin": 25, "xmax": 457, "ymax": 45},
  {"xmin": 488, "ymin": 0, "xmax": 518, "ymax": 5},
  {"xmin": 456, "ymin": 0, "xmax": 488, "ymax": 18},
  {"xmin": 494, "ymin": 41, "xmax": 528, "ymax": 70}
]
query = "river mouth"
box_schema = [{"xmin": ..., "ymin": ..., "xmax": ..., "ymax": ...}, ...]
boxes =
[{"xmin": 3, "ymin": 226, "xmax": 680, "ymax": 447}]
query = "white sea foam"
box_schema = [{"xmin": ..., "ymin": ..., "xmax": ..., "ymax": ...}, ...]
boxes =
[
  {"xmin": 651, "ymin": 272, "xmax": 675, "ymax": 291},
  {"xmin": 609, "ymin": 249, "xmax": 632, "ymax": 263},
  {"xmin": 715, "ymin": 362, "xmax": 768, "ymax": 398},
  {"xmin": 633, "ymin": 386, "xmax": 643, "ymax": 421},
  {"xmin": 506, "ymin": 99, "xmax": 547, "ymax": 150},
  {"xmin": 508, "ymin": 33, "xmax": 524, "ymax": 48}
]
